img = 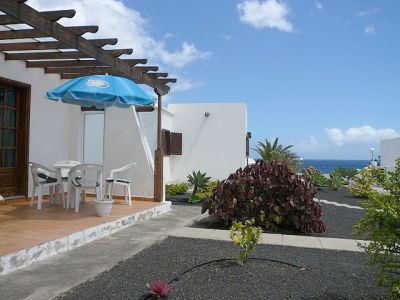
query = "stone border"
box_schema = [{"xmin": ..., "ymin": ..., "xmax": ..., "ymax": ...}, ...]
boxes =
[
  {"xmin": 0, "ymin": 202, "xmax": 171, "ymax": 275},
  {"xmin": 170, "ymin": 227, "xmax": 370, "ymax": 252}
]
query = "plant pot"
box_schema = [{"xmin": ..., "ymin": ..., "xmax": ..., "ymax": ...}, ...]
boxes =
[{"xmin": 94, "ymin": 199, "xmax": 114, "ymax": 217}]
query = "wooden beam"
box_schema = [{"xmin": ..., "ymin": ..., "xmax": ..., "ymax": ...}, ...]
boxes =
[
  {"xmin": 44, "ymin": 65, "xmax": 158, "ymax": 74},
  {"xmin": 25, "ymin": 58, "xmax": 145, "ymax": 68},
  {"xmin": 60, "ymin": 72, "xmax": 130, "ymax": 80},
  {"xmin": 135, "ymin": 105, "xmax": 155, "ymax": 112},
  {"xmin": 5, "ymin": 49, "xmax": 133, "ymax": 60},
  {"xmin": 0, "ymin": 9, "xmax": 76, "ymax": 25},
  {"xmin": 60, "ymin": 74, "xmax": 87, "ymax": 80},
  {"xmin": 44, "ymin": 66, "xmax": 112, "ymax": 74},
  {"xmin": 146, "ymin": 72, "xmax": 168, "ymax": 78},
  {"xmin": 0, "ymin": 1, "xmax": 170, "ymax": 94},
  {"xmin": 0, "ymin": 38, "xmax": 118, "ymax": 51},
  {"xmin": 156, "ymin": 78, "xmax": 177, "ymax": 84},
  {"xmin": 0, "ymin": 26, "xmax": 99, "ymax": 40},
  {"xmin": 136, "ymin": 66, "xmax": 159, "ymax": 72}
]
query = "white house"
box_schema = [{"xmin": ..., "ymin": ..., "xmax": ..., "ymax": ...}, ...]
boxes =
[
  {"xmin": 380, "ymin": 137, "xmax": 400, "ymax": 171},
  {"xmin": 0, "ymin": 52, "xmax": 249, "ymax": 201},
  {"xmin": 0, "ymin": 2, "xmax": 249, "ymax": 202}
]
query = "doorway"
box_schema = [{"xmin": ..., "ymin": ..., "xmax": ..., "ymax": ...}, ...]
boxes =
[
  {"xmin": 83, "ymin": 112, "xmax": 104, "ymax": 165},
  {"xmin": 0, "ymin": 78, "xmax": 30, "ymax": 197}
]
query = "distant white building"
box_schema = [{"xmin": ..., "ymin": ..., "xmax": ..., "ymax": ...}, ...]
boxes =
[{"xmin": 380, "ymin": 137, "xmax": 400, "ymax": 171}]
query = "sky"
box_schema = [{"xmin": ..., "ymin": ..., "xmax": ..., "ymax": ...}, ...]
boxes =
[{"xmin": 27, "ymin": 0, "xmax": 400, "ymax": 160}]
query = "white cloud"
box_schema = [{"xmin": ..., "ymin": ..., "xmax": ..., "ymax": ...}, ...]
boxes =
[
  {"xmin": 237, "ymin": 0, "xmax": 294, "ymax": 32},
  {"xmin": 157, "ymin": 42, "xmax": 211, "ymax": 69},
  {"xmin": 356, "ymin": 8, "xmax": 381, "ymax": 18},
  {"xmin": 325, "ymin": 126, "xmax": 400, "ymax": 146},
  {"xmin": 315, "ymin": 1, "xmax": 323, "ymax": 11},
  {"xmin": 364, "ymin": 25, "xmax": 376, "ymax": 35},
  {"xmin": 27, "ymin": 0, "xmax": 210, "ymax": 69},
  {"xmin": 169, "ymin": 76, "xmax": 203, "ymax": 93}
]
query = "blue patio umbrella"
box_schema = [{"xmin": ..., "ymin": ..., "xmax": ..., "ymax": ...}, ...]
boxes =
[{"xmin": 46, "ymin": 74, "xmax": 155, "ymax": 108}]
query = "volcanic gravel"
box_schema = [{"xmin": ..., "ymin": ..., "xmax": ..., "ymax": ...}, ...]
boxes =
[
  {"xmin": 58, "ymin": 237, "xmax": 386, "ymax": 300},
  {"xmin": 316, "ymin": 187, "xmax": 366, "ymax": 207}
]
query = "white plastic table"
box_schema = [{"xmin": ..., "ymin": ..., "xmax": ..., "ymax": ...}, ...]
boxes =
[{"xmin": 53, "ymin": 161, "xmax": 81, "ymax": 207}]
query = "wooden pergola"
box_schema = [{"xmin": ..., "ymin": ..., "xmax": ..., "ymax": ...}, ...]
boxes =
[{"xmin": 0, "ymin": 0, "xmax": 175, "ymax": 202}]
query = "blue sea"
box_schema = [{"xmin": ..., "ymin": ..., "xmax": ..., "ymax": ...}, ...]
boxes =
[{"xmin": 300, "ymin": 160, "xmax": 370, "ymax": 174}]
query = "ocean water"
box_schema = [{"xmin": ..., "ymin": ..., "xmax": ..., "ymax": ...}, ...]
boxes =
[{"xmin": 300, "ymin": 159, "xmax": 370, "ymax": 174}]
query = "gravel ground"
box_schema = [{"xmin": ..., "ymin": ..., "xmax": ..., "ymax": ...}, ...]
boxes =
[
  {"xmin": 192, "ymin": 189, "xmax": 365, "ymax": 239},
  {"xmin": 58, "ymin": 237, "xmax": 386, "ymax": 300},
  {"xmin": 316, "ymin": 187, "xmax": 366, "ymax": 207}
]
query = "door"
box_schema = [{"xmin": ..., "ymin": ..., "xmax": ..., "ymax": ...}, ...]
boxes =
[
  {"xmin": 83, "ymin": 112, "xmax": 104, "ymax": 165},
  {"xmin": 0, "ymin": 81, "xmax": 29, "ymax": 197}
]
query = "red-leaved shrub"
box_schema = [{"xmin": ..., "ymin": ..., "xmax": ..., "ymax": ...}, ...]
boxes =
[{"xmin": 202, "ymin": 160, "xmax": 326, "ymax": 234}]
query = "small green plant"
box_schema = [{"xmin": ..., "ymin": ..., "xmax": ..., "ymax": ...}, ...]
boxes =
[
  {"xmin": 165, "ymin": 183, "xmax": 189, "ymax": 199},
  {"xmin": 188, "ymin": 194, "xmax": 201, "ymax": 204},
  {"xmin": 302, "ymin": 166, "xmax": 330, "ymax": 187},
  {"xmin": 329, "ymin": 172, "xmax": 345, "ymax": 190},
  {"xmin": 195, "ymin": 180, "xmax": 220, "ymax": 201},
  {"xmin": 331, "ymin": 167, "xmax": 358, "ymax": 180},
  {"xmin": 371, "ymin": 168, "xmax": 387, "ymax": 185},
  {"xmin": 230, "ymin": 218, "xmax": 262, "ymax": 265},
  {"xmin": 187, "ymin": 170, "xmax": 211, "ymax": 196},
  {"xmin": 355, "ymin": 158, "xmax": 400, "ymax": 298},
  {"xmin": 348, "ymin": 168, "xmax": 387, "ymax": 198}
]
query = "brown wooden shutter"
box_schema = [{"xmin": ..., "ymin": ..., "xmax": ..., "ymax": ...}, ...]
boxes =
[{"xmin": 170, "ymin": 132, "xmax": 182, "ymax": 155}]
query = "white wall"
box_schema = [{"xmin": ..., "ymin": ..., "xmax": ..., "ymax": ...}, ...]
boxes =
[
  {"xmin": 381, "ymin": 137, "xmax": 400, "ymax": 171},
  {"xmin": 103, "ymin": 107, "xmax": 155, "ymax": 198},
  {"xmin": 0, "ymin": 52, "xmax": 82, "ymax": 197},
  {"xmin": 168, "ymin": 103, "xmax": 247, "ymax": 181}
]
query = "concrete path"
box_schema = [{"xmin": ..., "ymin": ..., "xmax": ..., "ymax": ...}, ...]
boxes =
[
  {"xmin": 170, "ymin": 227, "xmax": 369, "ymax": 252},
  {"xmin": 0, "ymin": 206, "xmax": 203, "ymax": 300}
]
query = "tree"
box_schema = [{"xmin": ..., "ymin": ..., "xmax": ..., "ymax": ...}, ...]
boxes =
[
  {"xmin": 253, "ymin": 137, "xmax": 299, "ymax": 172},
  {"xmin": 187, "ymin": 170, "xmax": 211, "ymax": 196}
]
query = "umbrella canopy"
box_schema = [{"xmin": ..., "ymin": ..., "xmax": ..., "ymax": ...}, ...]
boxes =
[{"xmin": 46, "ymin": 75, "xmax": 155, "ymax": 109}]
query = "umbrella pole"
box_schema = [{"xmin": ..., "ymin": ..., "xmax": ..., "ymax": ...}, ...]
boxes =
[{"xmin": 154, "ymin": 90, "xmax": 164, "ymax": 202}]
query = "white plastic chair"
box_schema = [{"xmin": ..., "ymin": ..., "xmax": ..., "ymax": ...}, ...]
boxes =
[
  {"xmin": 105, "ymin": 163, "xmax": 136, "ymax": 205},
  {"xmin": 67, "ymin": 164, "xmax": 103, "ymax": 213},
  {"xmin": 28, "ymin": 162, "xmax": 62, "ymax": 210},
  {"xmin": 53, "ymin": 160, "xmax": 81, "ymax": 207}
]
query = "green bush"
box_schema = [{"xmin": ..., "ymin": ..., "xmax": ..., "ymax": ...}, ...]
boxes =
[
  {"xmin": 302, "ymin": 166, "xmax": 330, "ymax": 187},
  {"xmin": 331, "ymin": 167, "xmax": 358, "ymax": 180},
  {"xmin": 329, "ymin": 172, "xmax": 345, "ymax": 190},
  {"xmin": 188, "ymin": 194, "xmax": 201, "ymax": 204},
  {"xmin": 354, "ymin": 158, "xmax": 400, "ymax": 298},
  {"xmin": 195, "ymin": 180, "xmax": 220, "ymax": 201},
  {"xmin": 165, "ymin": 183, "xmax": 189, "ymax": 199},
  {"xmin": 348, "ymin": 168, "xmax": 387, "ymax": 198},
  {"xmin": 202, "ymin": 161, "xmax": 326, "ymax": 234}
]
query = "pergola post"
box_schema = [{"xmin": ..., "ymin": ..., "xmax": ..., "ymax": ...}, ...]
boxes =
[{"xmin": 154, "ymin": 90, "xmax": 164, "ymax": 202}]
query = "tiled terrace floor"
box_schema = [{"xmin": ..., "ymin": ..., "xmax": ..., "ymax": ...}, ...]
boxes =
[{"xmin": 0, "ymin": 198, "xmax": 159, "ymax": 256}]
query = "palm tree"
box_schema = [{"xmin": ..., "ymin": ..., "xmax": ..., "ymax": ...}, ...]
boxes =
[
  {"xmin": 187, "ymin": 170, "xmax": 211, "ymax": 196},
  {"xmin": 253, "ymin": 137, "xmax": 299, "ymax": 171}
]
